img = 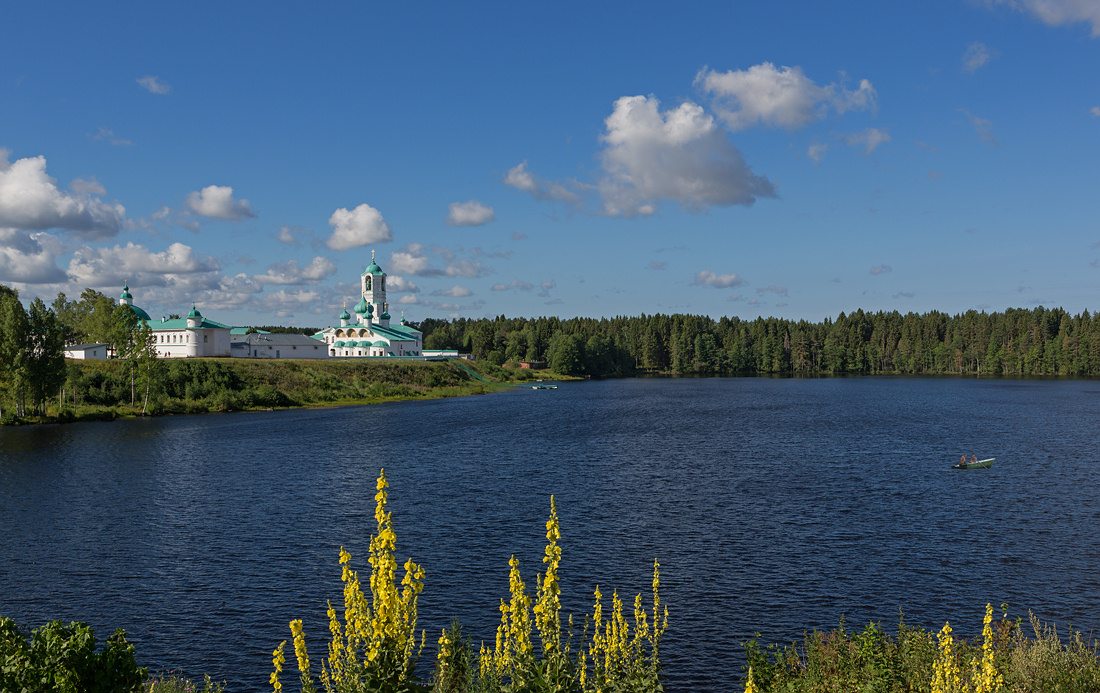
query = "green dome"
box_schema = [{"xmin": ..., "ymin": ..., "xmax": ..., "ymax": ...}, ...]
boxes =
[
  {"xmin": 380, "ymin": 311, "xmax": 391, "ymax": 320},
  {"xmin": 339, "ymin": 308, "xmax": 351, "ymax": 320},
  {"xmin": 335, "ymin": 340, "xmax": 346, "ymax": 347},
  {"xmin": 187, "ymin": 306, "xmax": 202, "ymax": 319},
  {"xmin": 365, "ymin": 259, "xmax": 383, "ymax": 275},
  {"xmin": 354, "ymin": 296, "xmax": 369, "ymax": 314},
  {"xmin": 119, "ymin": 284, "xmax": 132, "ymax": 301},
  {"xmin": 366, "ymin": 303, "xmax": 374, "ymax": 315},
  {"xmin": 131, "ymin": 305, "xmax": 152, "ymax": 321}
]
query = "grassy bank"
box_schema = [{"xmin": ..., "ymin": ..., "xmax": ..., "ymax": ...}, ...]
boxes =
[
  {"xmin": 742, "ymin": 607, "xmax": 1100, "ymax": 692},
  {"xmin": 0, "ymin": 358, "xmax": 563, "ymax": 426}
]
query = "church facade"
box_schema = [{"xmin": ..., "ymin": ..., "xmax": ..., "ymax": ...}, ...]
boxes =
[{"xmin": 315, "ymin": 251, "xmax": 423, "ymax": 357}]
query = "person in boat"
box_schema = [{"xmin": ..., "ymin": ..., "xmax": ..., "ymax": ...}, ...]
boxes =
[
  {"xmin": 959, "ymin": 455, "xmax": 966, "ymax": 468},
  {"xmin": 970, "ymin": 454, "xmax": 979, "ymax": 465}
]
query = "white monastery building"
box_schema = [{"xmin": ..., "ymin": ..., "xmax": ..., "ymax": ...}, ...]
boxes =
[
  {"xmin": 119, "ymin": 284, "xmax": 232, "ymax": 358},
  {"xmin": 316, "ymin": 251, "xmax": 423, "ymax": 357}
]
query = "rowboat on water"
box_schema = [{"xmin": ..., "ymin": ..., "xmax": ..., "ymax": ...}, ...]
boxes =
[{"xmin": 952, "ymin": 457, "xmax": 994, "ymax": 470}]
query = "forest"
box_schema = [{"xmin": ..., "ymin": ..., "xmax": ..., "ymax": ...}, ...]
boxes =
[
  {"xmin": 415, "ymin": 306, "xmax": 1100, "ymax": 378},
  {"xmin": 3, "ymin": 279, "xmax": 1099, "ymax": 420}
]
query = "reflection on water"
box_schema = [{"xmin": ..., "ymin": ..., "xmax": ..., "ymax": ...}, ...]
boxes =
[{"xmin": 2, "ymin": 377, "xmax": 1099, "ymax": 691}]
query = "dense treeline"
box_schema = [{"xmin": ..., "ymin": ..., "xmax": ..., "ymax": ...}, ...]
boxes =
[{"xmin": 416, "ymin": 306, "xmax": 1100, "ymax": 377}]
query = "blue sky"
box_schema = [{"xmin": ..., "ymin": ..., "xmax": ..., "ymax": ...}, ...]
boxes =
[{"xmin": 2, "ymin": 1, "xmax": 1099, "ymax": 327}]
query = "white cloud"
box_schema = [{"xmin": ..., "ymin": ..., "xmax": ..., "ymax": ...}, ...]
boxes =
[
  {"xmin": 491, "ymin": 278, "xmax": 534, "ymax": 292},
  {"xmin": 840, "ymin": 128, "xmax": 891, "ymax": 154},
  {"xmin": 960, "ymin": 109, "xmax": 998, "ymax": 145},
  {"xmin": 986, "ymin": 0, "xmax": 1100, "ymax": 37},
  {"xmin": 807, "ymin": 142, "xmax": 828, "ymax": 164},
  {"xmin": 503, "ymin": 162, "xmax": 581, "ymax": 204},
  {"xmin": 0, "ymin": 152, "xmax": 126, "ymax": 238},
  {"xmin": 386, "ymin": 274, "xmax": 419, "ymax": 293},
  {"xmin": 696, "ymin": 63, "xmax": 876, "ymax": 131},
  {"xmin": 692, "ymin": 270, "xmax": 744, "ymax": 288},
  {"xmin": 446, "ymin": 200, "xmax": 496, "ymax": 227},
  {"xmin": 962, "ymin": 42, "xmax": 995, "ymax": 73},
  {"xmin": 67, "ymin": 241, "xmax": 220, "ymax": 288},
  {"xmin": 0, "ymin": 229, "xmax": 67, "ymax": 283},
  {"xmin": 597, "ymin": 95, "xmax": 776, "ymax": 216},
  {"xmin": 90, "ymin": 127, "xmax": 132, "ymax": 146},
  {"xmin": 388, "ymin": 243, "xmax": 491, "ymax": 278},
  {"xmin": 137, "ymin": 76, "xmax": 170, "ymax": 94},
  {"xmin": 326, "ymin": 203, "xmax": 392, "ymax": 251},
  {"xmin": 432, "ymin": 285, "xmax": 473, "ymax": 297},
  {"xmin": 538, "ymin": 281, "xmax": 555, "ymax": 298},
  {"xmin": 870, "ymin": 264, "xmax": 893, "ymax": 275},
  {"xmin": 276, "ymin": 225, "xmax": 302, "ymax": 246},
  {"xmin": 1090, "ymin": 106, "xmax": 1100, "ymax": 117},
  {"xmin": 185, "ymin": 185, "xmax": 256, "ymax": 221},
  {"xmin": 253, "ymin": 257, "xmax": 336, "ymax": 285}
]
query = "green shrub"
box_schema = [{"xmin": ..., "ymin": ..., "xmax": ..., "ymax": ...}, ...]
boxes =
[{"xmin": 0, "ymin": 617, "xmax": 147, "ymax": 693}]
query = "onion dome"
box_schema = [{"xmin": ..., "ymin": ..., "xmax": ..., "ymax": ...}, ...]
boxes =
[
  {"xmin": 130, "ymin": 305, "xmax": 152, "ymax": 321},
  {"xmin": 366, "ymin": 303, "xmax": 374, "ymax": 315},
  {"xmin": 120, "ymin": 284, "xmax": 133, "ymax": 301},
  {"xmin": 380, "ymin": 311, "xmax": 391, "ymax": 321},
  {"xmin": 354, "ymin": 296, "xmax": 369, "ymax": 314},
  {"xmin": 187, "ymin": 306, "xmax": 202, "ymax": 318},
  {"xmin": 364, "ymin": 249, "xmax": 383, "ymax": 275},
  {"xmin": 339, "ymin": 307, "xmax": 351, "ymax": 321}
]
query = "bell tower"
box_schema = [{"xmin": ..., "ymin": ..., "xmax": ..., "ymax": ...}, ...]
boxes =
[{"xmin": 361, "ymin": 249, "xmax": 387, "ymax": 322}]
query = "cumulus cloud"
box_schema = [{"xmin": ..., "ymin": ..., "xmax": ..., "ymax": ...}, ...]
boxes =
[
  {"xmin": 491, "ymin": 278, "xmax": 534, "ymax": 292},
  {"xmin": 326, "ymin": 203, "xmax": 392, "ymax": 251},
  {"xmin": 70, "ymin": 177, "xmax": 107, "ymax": 195},
  {"xmin": 692, "ymin": 270, "xmax": 744, "ymax": 288},
  {"xmin": 960, "ymin": 109, "xmax": 998, "ymax": 145},
  {"xmin": 388, "ymin": 243, "xmax": 491, "ymax": 278},
  {"xmin": 840, "ymin": 128, "xmax": 891, "ymax": 154},
  {"xmin": 185, "ymin": 185, "xmax": 256, "ymax": 221},
  {"xmin": 0, "ymin": 229, "xmax": 67, "ymax": 283},
  {"xmin": 985, "ymin": 0, "xmax": 1100, "ymax": 37},
  {"xmin": 870, "ymin": 264, "xmax": 893, "ymax": 275},
  {"xmin": 1090, "ymin": 106, "xmax": 1100, "ymax": 117},
  {"xmin": 962, "ymin": 42, "xmax": 996, "ymax": 72},
  {"xmin": 276, "ymin": 225, "xmax": 302, "ymax": 246},
  {"xmin": 446, "ymin": 200, "xmax": 496, "ymax": 227},
  {"xmin": 431, "ymin": 285, "xmax": 473, "ymax": 297},
  {"xmin": 0, "ymin": 152, "xmax": 127, "ymax": 238},
  {"xmin": 137, "ymin": 76, "xmax": 170, "ymax": 94},
  {"xmin": 503, "ymin": 162, "xmax": 581, "ymax": 204},
  {"xmin": 386, "ymin": 275, "xmax": 419, "ymax": 293},
  {"xmin": 67, "ymin": 241, "xmax": 220, "ymax": 288},
  {"xmin": 696, "ymin": 63, "xmax": 876, "ymax": 131},
  {"xmin": 597, "ymin": 95, "xmax": 776, "ymax": 216},
  {"xmin": 253, "ymin": 257, "xmax": 336, "ymax": 285}
]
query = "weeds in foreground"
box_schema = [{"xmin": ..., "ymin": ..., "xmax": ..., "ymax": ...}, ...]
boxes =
[
  {"xmin": 277, "ymin": 470, "xmax": 665, "ymax": 693},
  {"xmin": 741, "ymin": 604, "xmax": 1100, "ymax": 692},
  {"xmin": 145, "ymin": 671, "xmax": 227, "ymax": 692}
]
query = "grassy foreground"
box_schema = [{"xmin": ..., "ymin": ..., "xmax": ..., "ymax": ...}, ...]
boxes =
[
  {"xmin": 741, "ymin": 607, "xmax": 1100, "ymax": 692},
  {"xmin": 0, "ymin": 357, "xmax": 559, "ymax": 426}
]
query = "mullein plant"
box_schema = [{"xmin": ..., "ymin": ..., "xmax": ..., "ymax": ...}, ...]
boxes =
[
  {"xmin": 476, "ymin": 497, "xmax": 667, "ymax": 693},
  {"xmin": 277, "ymin": 469, "xmax": 426, "ymax": 693}
]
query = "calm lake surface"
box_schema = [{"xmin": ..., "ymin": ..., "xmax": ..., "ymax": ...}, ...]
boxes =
[{"xmin": 2, "ymin": 377, "xmax": 1099, "ymax": 691}]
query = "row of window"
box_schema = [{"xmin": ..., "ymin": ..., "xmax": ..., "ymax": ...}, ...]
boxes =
[{"xmin": 157, "ymin": 332, "xmax": 209, "ymax": 344}]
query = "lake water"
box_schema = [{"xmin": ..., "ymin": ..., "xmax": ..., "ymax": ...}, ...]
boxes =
[{"xmin": 2, "ymin": 377, "xmax": 1099, "ymax": 691}]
